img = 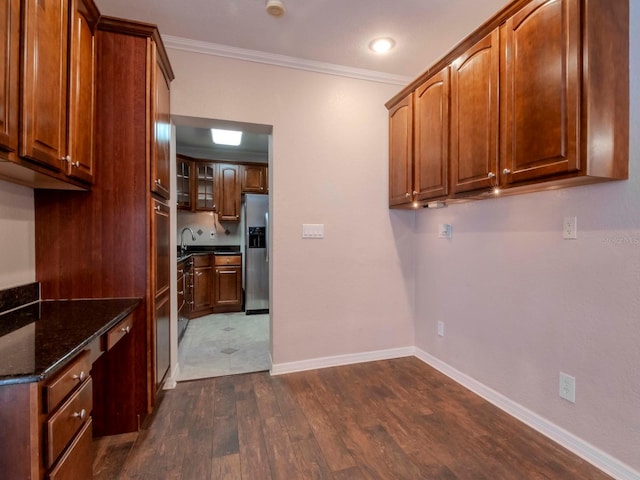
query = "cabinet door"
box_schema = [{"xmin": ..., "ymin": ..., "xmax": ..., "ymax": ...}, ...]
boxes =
[
  {"xmin": 154, "ymin": 290, "xmax": 170, "ymax": 390},
  {"xmin": 414, "ymin": 68, "xmax": 449, "ymax": 201},
  {"xmin": 150, "ymin": 46, "xmax": 171, "ymax": 200},
  {"xmin": 241, "ymin": 164, "xmax": 268, "ymax": 193},
  {"xmin": 0, "ymin": 0, "xmax": 19, "ymax": 159},
  {"xmin": 192, "ymin": 266, "xmax": 213, "ymax": 313},
  {"xmin": 65, "ymin": 0, "xmax": 97, "ymax": 183},
  {"xmin": 21, "ymin": 0, "xmax": 69, "ymax": 170},
  {"xmin": 502, "ymin": 0, "xmax": 580, "ymax": 185},
  {"xmin": 217, "ymin": 164, "xmax": 241, "ymax": 222},
  {"xmin": 450, "ymin": 30, "xmax": 499, "ymax": 194},
  {"xmin": 195, "ymin": 163, "xmax": 216, "ymax": 211},
  {"xmin": 176, "ymin": 157, "xmax": 193, "ymax": 210},
  {"xmin": 152, "ymin": 199, "xmax": 170, "ymax": 298},
  {"xmin": 214, "ymin": 266, "xmax": 242, "ymax": 307},
  {"xmin": 388, "ymin": 93, "xmax": 413, "ymax": 206}
]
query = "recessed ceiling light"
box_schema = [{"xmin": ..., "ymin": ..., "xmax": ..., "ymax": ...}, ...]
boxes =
[
  {"xmin": 211, "ymin": 129, "xmax": 242, "ymax": 146},
  {"xmin": 369, "ymin": 37, "xmax": 395, "ymax": 54}
]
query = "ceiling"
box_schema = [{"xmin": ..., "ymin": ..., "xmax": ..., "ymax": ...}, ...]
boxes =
[{"xmin": 95, "ymin": 0, "xmax": 509, "ymax": 157}]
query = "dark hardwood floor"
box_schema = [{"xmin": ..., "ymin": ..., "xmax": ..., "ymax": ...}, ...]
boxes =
[{"xmin": 94, "ymin": 357, "xmax": 612, "ymax": 479}]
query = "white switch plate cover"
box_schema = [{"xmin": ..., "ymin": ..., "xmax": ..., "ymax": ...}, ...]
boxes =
[
  {"xmin": 559, "ymin": 372, "xmax": 576, "ymax": 403},
  {"xmin": 438, "ymin": 224, "xmax": 452, "ymax": 239},
  {"xmin": 302, "ymin": 224, "xmax": 324, "ymax": 239},
  {"xmin": 437, "ymin": 321, "xmax": 445, "ymax": 337},
  {"xmin": 563, "ymin": 216, "xmax": 577, "ymax": 239}
]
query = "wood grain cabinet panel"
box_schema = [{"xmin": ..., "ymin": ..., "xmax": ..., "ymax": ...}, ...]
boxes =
[
  {"xmin": 150, "ymin": 48, "xmax": 171, "ymax": 199},
  {"xmin": 65, "ymin": 0, "xmax": 98, "ymax": 183},
  {"xmin": 217, "ymin": 163, "xmax": 241, "ymax": 222},
  {"xmin": 414, "ymin": 67, "xmax": 449, "ymax": 201},
  {"xmin": 195, "ymin": 163, "xmax": 217, "ymax": 211},
  {"xmin": 214, "ymin": 266, "xmax": 242, "ymax": 308},
  {"xmin": 502, "ymin": 0, "xmax": 581, "ymax": 185},
  {"xmin": 450, "ymin": 30, "xmax": 499, "ymax": 195},
  {"xmin": 241, "ymin": 164, "xmax": 268, "ymax": 193},
  {"xmin": 388, "ymin": 93, "xmax": 413, "ymax": 206},
  {"xmin": 0, "ymin": 0, "xmax": 19, "ymax": 160},
  {"xmin": 177, "ymin": 156, "xmax": 193, "ymax": 210},
  {"xmin": 48, "ymin": 418, "xmax": 93, "ymax": 480},
  {"xmin": 21, "ymin": 0, "xmax": 69, "ymax": 170}
]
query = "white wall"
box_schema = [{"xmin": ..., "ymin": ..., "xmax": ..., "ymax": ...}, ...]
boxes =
[
  {"xmin": 168, "ymin": 51, "xmax": 416, "ymax": 364},
  {"xmin": 0, "ymin": 180, "xmax": 35, "ymax": 289},
  {"xmin": 414, "ymin": 1, "xmax": 640, "ymax": 471}
]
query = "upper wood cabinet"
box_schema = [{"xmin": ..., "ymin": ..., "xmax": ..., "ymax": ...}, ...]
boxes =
[
  {"xmin": 0, "ymin": 0, "xmax": 19, "ymax": 161},
  {"xmin": 217, "ymin": 164, "xmax": 241, "ymax": 222},
  {"xmin": 501, "ymin": 0, "xmax": 580, "ymax": 185},
  {"xmin": 450, "ymin": 30, "xmax": 499, "ymax": 195},
  {"xmin": 150, "ymin": 49, "xmax": 171, "ymax": 200},
  {"xmin": 386, "ymin": 0, "xmax": 628, "ymax": 207},
  {"xmin": 414, "ymin": 67, "xmax": 450, "ymax": 201},
  {"xmin": 65, "ymin": 0, "xmax": 98, "ymax": 183},
  {"xmin": 388, "ymin": 93, "xmax": 413, "ymax": 207},
  {"xmin": 176, "ymin": 156, "xmax": 193, "ymax": 210},
  {"xmin": 21, "ymin": 0, "xmax": 98, "ymax": 183},
  {"xmin": 241, "ymin": 164, "xmax": 268, "ymax": 194},
  {"xmin": 195, "ymin": 163, "xmax": 216, "ymax": 211}
]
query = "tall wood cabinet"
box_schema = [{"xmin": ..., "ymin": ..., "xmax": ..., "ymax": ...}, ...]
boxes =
[
  {"xmin": 217, "ymin": 163, "xmax": 241, "ymax": 221},
  {"xmin": 388, "ymin": 94, "xmax": 413, "ymax": 207},
  {"xmin": 34, "ymin": 17, "xmax": 174, "ymax": 430}
]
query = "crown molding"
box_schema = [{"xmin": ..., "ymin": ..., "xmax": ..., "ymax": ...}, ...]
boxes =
[{"xmin": 162, "ymin": 35, "xmax": 412, "ymax": 86}]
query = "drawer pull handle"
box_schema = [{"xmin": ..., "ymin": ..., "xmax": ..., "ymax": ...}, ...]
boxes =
[
  {"xmin": 72, "ymin": 409, "xmax": 87, "ymax": 421},
  {"xmin": 120, "ymin": 325, "xmax": 131, "ymax": 334},
  {"xmin": 178, "ymin": 290, "xmax": 184, "ymax": 295},
  {"xmin": 72, "ymin": 371, "xmax": 86, "ymax": 382}
]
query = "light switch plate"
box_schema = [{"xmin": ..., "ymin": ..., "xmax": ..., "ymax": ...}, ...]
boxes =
[{"xmin": 302, "ymin": 224, "xmax": 324, "ymax": 239}]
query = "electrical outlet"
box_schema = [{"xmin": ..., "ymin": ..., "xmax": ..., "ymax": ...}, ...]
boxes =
[
  {"xmin": 559, "ymin": 372, "xmax": 576, "ymax": 403},
  {"xmin": 563, "ymin": 216, "xmax": 577, "ymax": 239},
  {"xmin": 437, "ymin": 321, "xmax": 444, "ymax": 337}
]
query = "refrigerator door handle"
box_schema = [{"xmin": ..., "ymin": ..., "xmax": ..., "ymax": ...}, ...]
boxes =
[{"xmin": 264, "ymin": 212, "xmax": 269, "ymax": 264}]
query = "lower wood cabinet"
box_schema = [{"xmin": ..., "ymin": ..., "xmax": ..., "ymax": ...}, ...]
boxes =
[
  {"xmin": 213, "ymin": 254, "xmax": 243, "ymax": 312},
  {"xmin": 186, "ymin": 253, "xmax": 243, "ymax": 318}
]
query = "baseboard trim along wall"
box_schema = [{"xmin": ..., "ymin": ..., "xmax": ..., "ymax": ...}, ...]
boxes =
[
  {"xmin": 270, "ymin": 346, "xmax": 415, "ymax": 376},
  {"xmin": 413, "ymin": 348, "xmax": 639, "ymax": 480}
]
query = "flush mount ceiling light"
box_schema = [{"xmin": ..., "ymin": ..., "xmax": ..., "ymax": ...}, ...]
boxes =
[
  {"xmin": 266, "ymin": 0, "xmax": 286, "ymax": 17},
  {"xmin": 369, "ymin": 37, "xmax": 395, "ymax": 54},
  {"xmin": 211, "ymin": 128, "xmax": 243, "ymax": 146}
]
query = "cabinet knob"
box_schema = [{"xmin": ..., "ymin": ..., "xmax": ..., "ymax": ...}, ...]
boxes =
[
  {"xmin": 178, "ymin": 290, "xmax": 184, "ymax": 295},
  {"xmin": 73, "ymin": 161, "xmax": 80, "ymax": 167},
  {"xmin": 120, "ymin": 325, "xmax": 131, "ymax": 334},
  {"xmin": 155, "ymin": 205, "xmax": 161, "ymax": 212},
  {"xmin": 503, "ymin": 168, "xmax": 511, "ymax": 175},
  {"xmin": 155, "ymin": 178, "xmax": 162, "ymax": 186},
  {"xmin": 72, "ymin": 371, "xmax": 86, "ymax": 382},
  {"xmin": 72, "ymin": 409, "xmax": 87, "ymax": 421},
  {"xmin": 412, "ymin": 191, "xmax": 418, "ymax": 196},
  {"xmin": 405, "ymin": 193, "xmax": 411, "ymax": 199},
  {"xmin": 61, "ymin": 155, "xmax": 71, "ymax": 163},
  {"xmin": 487, "ymin": 172, "xmax": 495, "ymax": 179}
]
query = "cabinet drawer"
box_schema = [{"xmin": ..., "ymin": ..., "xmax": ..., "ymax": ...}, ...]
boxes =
[
  {"xmin": 214, "ymin": 255, "xmax": 241, "ymax": 266},
  {"xmin": 103, "ymin": 313, "xmax": 134, "ymax": 351},
  {"xmin": 48, "ymin": 418, "xmax": 93, "ymax": 480},
  {"xmin": 45, "ymin": 351, "xmax": 91, "ymax": 413},
  {"xmin": 192, "ymin": 254, "xmax": 212, "ymax": 267},
  {"xmin": 47, "ymin": 377, "xmax": 93, "ymax": 467}
]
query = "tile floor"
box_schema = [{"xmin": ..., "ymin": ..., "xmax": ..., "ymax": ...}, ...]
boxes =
[{"xmin": 177, "ymin": 312, "xmax": 270, "ymax": 381}]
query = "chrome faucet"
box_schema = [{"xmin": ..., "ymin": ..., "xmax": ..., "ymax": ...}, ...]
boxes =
[{"xmin": 180, "ymin": 227, "xmax": 196, "ymax": 255}]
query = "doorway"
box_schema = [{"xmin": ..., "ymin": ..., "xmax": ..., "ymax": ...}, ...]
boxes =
[{"xmin": 171, "ymin": 115, "xmax": 272, "ymax": 381}]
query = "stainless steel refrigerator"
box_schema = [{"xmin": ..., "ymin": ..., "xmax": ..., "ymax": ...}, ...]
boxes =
[{"xmin": 243, "ymin": 194, "xmax": 269, "ymax": 314}]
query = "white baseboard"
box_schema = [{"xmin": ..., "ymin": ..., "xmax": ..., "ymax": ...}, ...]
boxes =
[
  {"xmin": 162, "ymin": 362, "xmax": 181, "ymax": 390},
  {"xmin": 270, "ymin": 346, "xmax": 414, "ymax": 376},
  {"xmin": 414, "ymin": 348, "xmax": 640, "ymax": 480}
]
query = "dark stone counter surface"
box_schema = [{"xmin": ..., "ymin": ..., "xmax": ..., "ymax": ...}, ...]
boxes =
[
  {"xmin": 177, "ymin": 245, "xmax": 241, "ymax": 263},
  {"xmin": 0, "ymin": 297, "xmax": 141, "ymax": 386}
]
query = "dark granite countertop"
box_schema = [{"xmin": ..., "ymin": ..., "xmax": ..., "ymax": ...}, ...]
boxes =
[
  {"xmin": 177, "ymin": 245, "xmax": 242, "ymax": 263},
  {"xmin": 0, "ymin": 297, "xmax": 141, "ymax": 386}
]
